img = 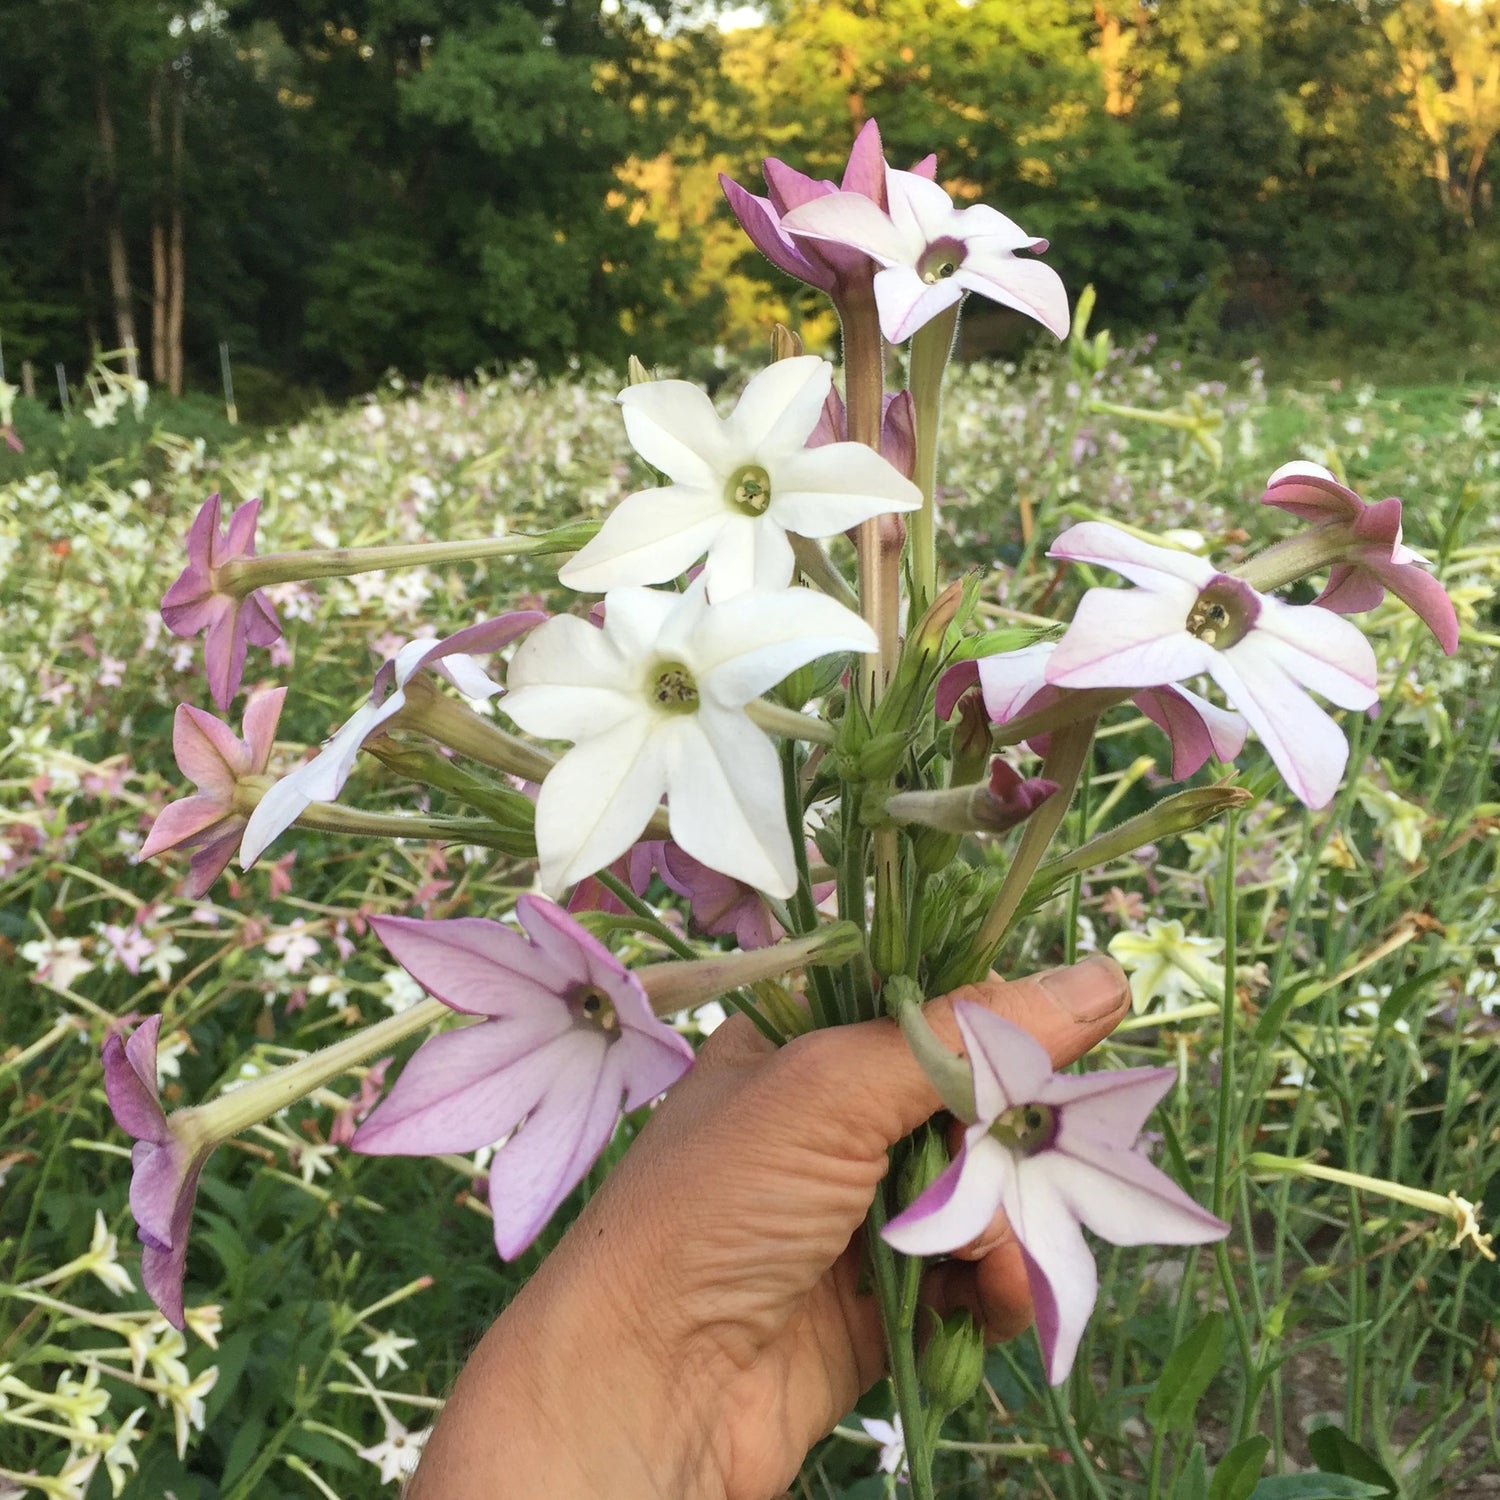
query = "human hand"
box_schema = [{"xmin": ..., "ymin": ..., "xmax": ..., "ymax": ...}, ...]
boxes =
[{"xmin": 407, "ymin": 955, "xmax": 1130, "ymax": 1500}]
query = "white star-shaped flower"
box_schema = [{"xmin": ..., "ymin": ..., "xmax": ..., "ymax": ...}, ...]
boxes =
[
  {"xmin": 505, "ymin": 582, "xmax": 875, "ymax": 897},
  {"xmin": 559, "ymin": 357, "xmax": 921, "ymax": 599},
  {"xmin": 360, "ymin": 1329, "xmax": 418, "ymax": 1379}
]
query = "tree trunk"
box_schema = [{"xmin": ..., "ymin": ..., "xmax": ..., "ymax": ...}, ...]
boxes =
[
  {"xmin": 93, "ymin": 72, "xmax": 139, "ymax": 376},
  {"xmin": 148, "ymin": 71, "xmax": 169, "ymax": 386},
  {"xmin": 167, "ymin": 77, "xmax": 185, "ymax": 397}
]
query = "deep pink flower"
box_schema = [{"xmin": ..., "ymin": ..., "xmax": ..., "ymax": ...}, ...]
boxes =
[
  {"xmin": 937, "ymin": 643, "xmax": 1247, "ymax": 783},
  {"xmin": 1045, "ymin": 524, "xmax": 1378, "ymax": 808},
  {"xmin": 352, "ymin": 898, "xmax": 694, "ymax": 1259},
  {"xmin": 780, "ymin": 167, "xmax": 1067, "ymax": 344},
  {"xmin": 883, "ymin": 1004, "xmax": 1227, "ymax": 1384},
  {"xmin": 808, "ymin": 385, "xmax": 917, "ymax": 480},
  {"xmin": 138, "ymin": 688, "xmax": 286, "ymax": 897},
  {"xmin": 719, "ymin": 119, "xmax": 936, "ymax": 302},
  {"xmin": 101, "ymin": 1014, "xmax": 208, "ymax": 1329},
  {"xmin": 161, "ymin": 494, "xmax": 283, "ymax": 710},
  {"xmin": 1260, "ymin": 462, "xmax": 1459, "ymax": 655}
]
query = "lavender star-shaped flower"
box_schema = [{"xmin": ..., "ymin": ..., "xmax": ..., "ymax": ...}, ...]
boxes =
[
  {"xmin": 352, "ymin": 897, "xmax": 695, "ymax": 1259},
  {"xmin": 883, "ymin": 1004, "xmax": 1227, "ymax": 1384},
  {"xmin": 161, "ymin": 493, "xmax": 283, "ymax": 710},
  {"xmin": 101, "ymin": 1014, "xmax": 210, "ymax": 1329}
]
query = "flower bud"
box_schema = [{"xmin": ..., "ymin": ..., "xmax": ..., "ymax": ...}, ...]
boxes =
[
  {"xmin": 920, "ymin": 1310, "xmax": 987, "ymax": 1415},
  {"xmin": 898, "ymin": 1122, "xmax": 950, "ymax": 1209},
  {"xmin": 626, "ymin": 355, "xmax": 652, "ymax": 386},
  {"xmin": 770, "ymin": 323, "xmax": 803, "ymax": 361}
]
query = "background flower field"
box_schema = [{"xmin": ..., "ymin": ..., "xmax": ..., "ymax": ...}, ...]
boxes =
[{"xmin": 2, "ymin": 343, "xmax": 1498, "ymax": 1498}]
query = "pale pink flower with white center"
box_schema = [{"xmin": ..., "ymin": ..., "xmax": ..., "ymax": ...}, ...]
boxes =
[
  {"xmin": 20, "ymin": 934, "xmax": 95, "ymax": 990},
  {"xmin": 352, "ymin": 899, "xmax": 694, "ymax": 1258},
  {"xmin": 559, "ymin": 358, "xmax": 921, "ymax": 600},
  {"xmin": 883, "ymin": 1004, "xmax": 1227, "ymax": 1384},
  {"xmin": 139, "ymin": 689, "xmax": 286, "ymax": 898},
  {"xmin": 265, "ymin": 920, "xmax": 321, "ymax": 975},
  {"xmin": 1045, "ymin": 523, "xmax": 1378, "ymax": 808},
  {"xmin": 780, "ymin": 168, "xmax": 1068, "ymax": 344},
  {"xmin": 1260, "ymin": 461, "xmax": 1459, "ymax": 654}
]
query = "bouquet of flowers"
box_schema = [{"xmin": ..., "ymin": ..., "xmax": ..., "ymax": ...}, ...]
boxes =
[{"xmin": 107, "ymin": 120, "xmax": 1464, "ymax": 1495}]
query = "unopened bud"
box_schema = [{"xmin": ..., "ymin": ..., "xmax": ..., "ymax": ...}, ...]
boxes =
[
  {"xmin": 920, "ymin": 1310, "xmax": 986, "ymax": 1415},
  {"xmin": 950, "ymin": 690, "xmax": 993, "ymax": 786},
  {"xmin": 1070, "ymin": 283, "xmax": 1097, "ymax": 343},
  {"xmin": 898, "ymin": 1123, "xmax": 950, "ymax": 1209},
  {"xmin": 626, "ymin": 355, "xmax": 652, "ymax": 386},
  {"xmin": 770, "ymin": 324, "xmax": 803, "ymax": 361}
]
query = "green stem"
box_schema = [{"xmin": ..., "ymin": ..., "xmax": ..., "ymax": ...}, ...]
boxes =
[
  {"xmin": 218, "ymin": 523, "xmax": 599, "ymax": 594},
  {"xmin": 907, "ymin": 299, "xmax": 962, "ymax": 616},
  {"xmin": 865, "ymin": 1189, "xmax": 935, "ymax": 1499}
]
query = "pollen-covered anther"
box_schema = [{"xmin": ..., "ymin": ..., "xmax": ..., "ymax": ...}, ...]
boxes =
[
  {"xmin": 574, "ymin": 985, "xmax": 620, "ymax": 1033},
  {"xmin": 991, "ymin": 1101, "xmax": 1058, "ymax": 1156},
  {"xmin": 727, "ymin": 464, "xmax": 773, "ymax": 516},
  {"xmin": 1186, "ymin": 574, "xmax": 1260, "ymax": 649},
  {"xmin": 648, "ymin": 660, "xmax": 700, "ymax": 714},
  {"xmin": 918, "ymin": 237, "xmax": 966, "ymax": 286}
]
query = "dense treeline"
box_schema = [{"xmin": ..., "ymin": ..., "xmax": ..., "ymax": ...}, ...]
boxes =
[{"xmin": 1, "ymin": 0, "xmax": 1496, "ymax": 404}]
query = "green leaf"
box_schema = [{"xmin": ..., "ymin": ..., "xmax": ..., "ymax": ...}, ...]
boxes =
[
  {"xmin": 946, "ymin": 623, "xmax": 1057, "ymax": 663},
  {"xmin": 1178, "ymin": 1443, "xmax": 1211, "ymax": 1500},
  {"xmin": 1306, "ymin": 1426, "xmax": 1399, "ymax": 1495},
  {"xmin": 1144, "ymin": 1312, "xmax": 1226, "ymax": 1431},
  {"xmin": 1210, "ymin": 1436, "xmax": 1271, "ymax": 1500},
  {"xmin": 1248, "ymin": 1477, "xmax": 1389, "ymax": 1499}
]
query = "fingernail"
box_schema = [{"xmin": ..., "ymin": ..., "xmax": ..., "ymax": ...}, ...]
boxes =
[{"xmin": 1037, "ymin": 954, "xmax": 1126, "ymax": 1023}]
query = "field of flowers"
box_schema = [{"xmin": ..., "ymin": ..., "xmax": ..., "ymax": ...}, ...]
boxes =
[{"xmin": 2, "ymin": 341, "xmax": 1498, "ymax": 1498}]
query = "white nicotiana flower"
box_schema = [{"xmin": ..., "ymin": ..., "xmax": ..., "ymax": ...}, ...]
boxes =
[
  {"xmin": 506, "ymin": 582, "xmax": 875, "ymax": 897},
  {"xmin": 1355, "ymin": 779, "xmax": 1426, "ymax": 865},
  {"xmin": 1108, "ymin": 918, "xmax": 1227, "ymax": 1014},
  {"xmin": 360, "ymin": 1329, "xmax": 418, "ymax": 1379},
  {"xmin": 83, "ymin": 1211, "xmax": 136, "ymax": 1298},
  {"xmin": 358, "ymin": 1419, "xmax": 431, "ymax": 1485},
  {"xmin": 559, "ymin": 358, "xmax": 920, "ymax": 599}
]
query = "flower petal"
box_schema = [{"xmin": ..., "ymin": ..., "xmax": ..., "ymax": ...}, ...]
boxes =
[
  {"xmin": 1362, "ymin": 555, "xmax": 1460, "ymax": 655},
  {"xmin": 674, "ymin": 588, "xmax": 876, "ymax": 703},
  {"xmin": 1048, "ymin": 523, "xmax": 1216, "ymax": 592},
  {"xmin": 370, "ymin": 912, "xmax": 573, "ymax": 1017},
  {"xmin": 780, "ymin": 190, "xmax": 918, "ymax": 265},
  {"xmin": 876, "ymin": 268, "xmax": 964, "ymax": 344},
  {"xmin": 534, "ymin": 717, "xmax": 669, "ymax": 894},
  {"xmin": 724, "ymin": 356, "xmax": 832, "ymax": 454},
  {"xmin": 668, "ymin": 708, "xmax": 796, "ymax": 897},
  {"xmin": 1046, "ymin": 588, "xmax": 1213, "ymax": 689},
  {"xmin": 882, "ymin": 1135, "xmax": 1015, "ymax": 1256},
  {"xmin": 1209, "ymin": 638, "xmax": 1349, "ymax": 809},
  {"xmin": 1132, "ymin": 684, "xmax": 1246, "ymax": 780},
  {"xmin": 718, "ymin": 174, "xmax": 833, "ymax": 292},
  {"xmin": 487, "ymin": 1048, "xmax": 628, "ymax": 1259},
  {"xmin": 1259, "ymin": 461, "xmax": 1361, "ymax": 522},
  {"xmin": 619, "ymin": 380, "xmax": 733, "ymax": 486},
  {"xmin": 504, "ymin": 614, "xmax": 641, "ymax": 740},
  {"xmin": 102, "ymin": 1016, "xmax": 167, "ymax": 1143},
  {"xmin": 955, "ymin": 254, "xmax": 1070, "ymax": 340},
  {"xmin": 771, "ymin": 442, "xmax": 923, "ymax": 534},
  {"xmin": 139, "ymin": 794, "xmax": 235, "ymax": 861},
  {"xmin": 242, "ymin": 687, "xmax": 287, "ymax": 772},
  {"xmin": 1246, "ymin": 596, "xmax": 1378, "ymax": 710},
  {"xmin": 1044, "ymin": 1135, "xmax": 1229, "ymax": 1247},
  {"xmin": 1041, "ymin": 1066, "xmax": 1176, "ymax": 1146},
  {"xmin": 558, "ymin": 484, "xmax": 729, "ymax": 592},
  {"xmin": 953, "ymin": 1002, "xmax": 1054, "ymax": 1119},
  {"xmin": 701, "ymin": 513, "xmax": 796, "ymax": 599},
  {"xmin": 172, "ymin": 703, "xmax": 251, "ymax": 795},
  {"xmin": 1006, "ymin": 1165, "xmax": 1099, "ymax": 1385},
  {"xmin": 977, "ymin": 642, "xmax": 1054, "ymax": 723},
  {"xmin": 353, "ymin": 1019, "xmax": 589, "ymax": 1157}
]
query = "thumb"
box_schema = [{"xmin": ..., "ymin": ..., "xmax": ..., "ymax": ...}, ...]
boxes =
[{"xmin": 771, "ymin": 954, "xmax": 1130, "ymax": 1163}]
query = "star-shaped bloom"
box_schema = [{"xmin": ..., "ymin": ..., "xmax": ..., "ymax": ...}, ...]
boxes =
[
  {"xmin": 1107, "ymin": 918, "xmax": 1227, "ymax": 1014},
  {"xmin": 780, "ymin": 168, "xmax": 1068, "ymax": 344},
  {"xmin": 859, "ymin": 1415, "xmax": 909, "ymax": 1482},
  {"xmin": 139, "ymin": 689, "xmax": 286, "ymax": 897},
  {"xmin": 718, "ymin": 118, "xmax": 936, "ymax": 301},
  {"xmin": 1260, "ymin": 461, "xmax": 1459, "ymax": 654},
  {"xmin": 360, "ymin": 1329, "xmax": 418, "ymax": 1379},
  {"xmin": 238, "ymin": 612, "xmax": 542, "ymax": 868},
  {"xmin": 358, "ymin": 1420, "xmax": 431, "ymax": 1486},
  {"xmin": 1044, "ymin": 524, "xmax": 1379, "ymax": 808},
  {"xmin": 558, "ymin": 358, "xmax": 921, "ymax": 599},
  {"xmin": 883, "ymin": 1004, "xmax": 1228, "ymax": 1384},
  {"xmin": 101, "ymin": 1015, "xmax": 211, "ymax": 1329},
  {"xmin": 505, "ymin": 581, "xmax": 876, "ymax": 897},
  {"xmin": 160, "ymin": 494, "xmax": 283, "ymax": 710},
  {"xmin": 937, "ymin": 642, "xmax": 1247, "ymax": 783},
  {"xmin": 351, "ymin": 898, "xmax": 695, "ymax": 1258}
]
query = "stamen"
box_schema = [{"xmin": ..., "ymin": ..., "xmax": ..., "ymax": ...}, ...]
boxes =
[
  {"xmin": 574, "ymin": 985, "xmax": 619, "ymax": 1033},
  {"xmin": 726, "ymin": 464, "xmax": 772, "ymax": 516},
  {"xmin": 649, "ymin": 660, "xmax": 699, "ymax": 714},
  {"xmin": 991, "ymin": 1101, "xmax": 1058, "ymax": 1155},
  {"xmin": 1185, "ymin": 575, "xmax": 1260, "ymax": 650}
]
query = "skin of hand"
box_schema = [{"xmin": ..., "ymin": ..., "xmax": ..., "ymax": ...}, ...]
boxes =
[{"xmin": 406, "ymin": 954, "xmax": 1130, "ymax": 1500}]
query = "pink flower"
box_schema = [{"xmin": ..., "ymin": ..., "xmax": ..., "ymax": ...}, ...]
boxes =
[
  {"xmin": 780, "ymin": 167, "xmax": 1068, "ymax": 344},
  {"xmin": 937, "ymin": 643, "xmax": 1247, "ymax": 783},
  {"xmin": 718, "ymin": 120, "xmax": 937, "ymax": 303},
  {"xmin": 352, "ymin": 898, "xmax": 694, "ymax": 1258},
  {"xmin": 160, "ymin": 494, "xmax": 283, "ymax": 710},
  {"xmin": 808, "ymin": 385, "xmax": 917, "ymax": 480},
  {"xmin": 883, "ymin": 1004, "xmax": 1227, "ymax": 1384},
  {"xmin": 101, "ymin": 1015, "xmax": 209, "ymax": 1328},
  {"xmin": 1044, "ymin": 524, "xmax": 1378, "ymax": 808},
  {"xmin": 138, "ymin": 688, "xmax": 286, "ymax": 898},
  {"xmin": 1260, "ymin": 462, "xmax": 1459, "ymax": 654}
]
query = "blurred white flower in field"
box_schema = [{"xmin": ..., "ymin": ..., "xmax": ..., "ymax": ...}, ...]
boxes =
[
  {"xmin": 358, "ymin": 1419, "xmax": 431, "ymax": 1485},
  {"xmin": 20, "ymin": 934, "xmax": 95, "ymax": 991},
  {"xmin": 1109, "ymin": 918, "xmax": 1226, "ymax": 1013},
  {"xmin": 361, "ymin": 1329, "xmax": 418, "ymax": 1379}
]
